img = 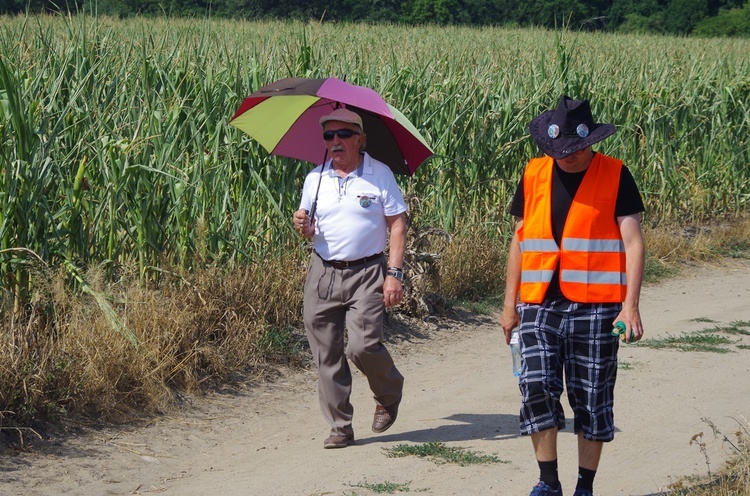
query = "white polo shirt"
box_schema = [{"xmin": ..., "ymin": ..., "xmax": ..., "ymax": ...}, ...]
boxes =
[{"xmin": 299, "ymin": 152, "xmax": 407, "ymax": 261}]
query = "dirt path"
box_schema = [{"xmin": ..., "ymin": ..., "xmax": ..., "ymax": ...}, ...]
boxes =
[{"xmin": 4, "ymin": 259, "xmax": 750, "ymax": 496}]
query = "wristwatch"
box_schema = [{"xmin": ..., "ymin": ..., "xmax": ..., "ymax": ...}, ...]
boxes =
[{"xmin": 387, "ymin": 267, "xmax": 404, "ymax": 283}]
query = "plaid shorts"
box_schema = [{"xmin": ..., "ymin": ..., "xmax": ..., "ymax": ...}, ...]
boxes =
[{"xmin": 517, "ymin": 299, "xmax": 621, "ymax": 442}]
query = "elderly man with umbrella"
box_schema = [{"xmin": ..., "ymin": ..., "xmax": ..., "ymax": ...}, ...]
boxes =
[
  {"xmin": 230, "ymin": 77, "xmax": 432, "ymax": 449},
  {"xmin": 293, "ymin": 108, "xmax": 407, "ymax": 448}
]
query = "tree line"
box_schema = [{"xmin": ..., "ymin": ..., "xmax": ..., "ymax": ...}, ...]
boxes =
[{"xmin": 2, "ymin": 0, "xmax": 749, "ymax": 37}]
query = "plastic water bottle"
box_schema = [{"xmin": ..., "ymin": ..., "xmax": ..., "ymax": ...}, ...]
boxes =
[{"xmin": 510, "ymin": 328, "xmax": 522, "ymax": 378}]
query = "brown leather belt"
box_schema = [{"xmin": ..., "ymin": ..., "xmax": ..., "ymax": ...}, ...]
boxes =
[{"xmin": 319, "ymin": 252, "xmax": 383, "ymax": 269}]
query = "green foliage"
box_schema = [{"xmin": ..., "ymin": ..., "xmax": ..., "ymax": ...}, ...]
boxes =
[
  {"xmin": 383, "ymin": 441, "xmax": 508, "ymax": 465},
  {"xmin": 514, "ymin": 0, "xmax": 593, "ymax": 30},
  {"xmin": 254, "ymin": 325, "xmax": 302, "ymax": 363},
  {"xmin": 643, "ymin": 255, "xmax": 678, "ymax": 283},
  {"xmin": 3, "ymin": 0, "xmax": 750, "ymax": 36},
  {"xmin": 609, "ymin": 0, "xmax": 663, "ymax": 25},
  {"xmin": 722, "ymin": 239, "xmax": 750, "ymax": 258},
  {"xmin": 449, "ymin": 295, "xmax": 503, "ymax": 315},
  {"xmin": 638, "ymin": 332, "xmax": 734, "ymax": 352},
  {"xmin": 711, "ymin": 321, "xmax": 750, "ymax": 335},
  {"xmin": 693, "ymin": 3, "xmax": 750, "ymax": 36},
  {"xmin": 410, "ymin": 0, "xmax": 459, "ymax": 24},
  {"xmin": 617, "ymin": 12, "xmax": 666, "ymax": 33},
  {"xmin": 0, "ymin": 17, "xmax": 748, "ymax": 313},
  {"xmin": 0, "ymin": 0, "xmax": 84, "ymax": 15},
  {"xmin": 664, "ymin": 0, "xmax": 709, "ymax": 34},
  {"xmin": 348, "ymin": 481, "xmax": 422, "ymax": 494}
]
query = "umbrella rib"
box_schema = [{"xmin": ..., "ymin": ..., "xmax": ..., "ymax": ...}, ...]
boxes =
[{"xmin": 310, "ymin": 100, "xmax": 339, "ymax": 110}]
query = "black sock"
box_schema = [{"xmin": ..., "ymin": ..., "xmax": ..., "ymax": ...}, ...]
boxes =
[
  {"xmin": 538, "ymin": 459, "xmax": 559, "ymax": 489},
  {"xmin": 576, "ymin": 466, "xmax": 597, "ymax": 491}
]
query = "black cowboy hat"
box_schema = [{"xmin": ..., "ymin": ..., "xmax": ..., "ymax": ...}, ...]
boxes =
[{"xmin": 529, "ymin": 96, "xmax": 615, "ymax": 159}]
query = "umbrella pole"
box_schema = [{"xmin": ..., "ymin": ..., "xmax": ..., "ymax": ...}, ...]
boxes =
[{"xmin": 307, "ymin": 149, "xmax": 328, "ymax": 222}]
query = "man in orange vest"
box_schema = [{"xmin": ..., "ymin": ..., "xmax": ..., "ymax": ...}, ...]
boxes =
[{"xmin": 500, "ymin": 96, "xmax": 646, "ymax": 496}]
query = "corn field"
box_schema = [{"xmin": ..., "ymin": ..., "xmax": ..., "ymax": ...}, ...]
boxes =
[{"xmin": 1, "ymin": 15, "xmax": 749, "ymax": 311}]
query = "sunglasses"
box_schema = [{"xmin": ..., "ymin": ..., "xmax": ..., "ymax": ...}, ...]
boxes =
[{"xmin": 323, "ymin": 129, "xmax": 360, "ymax": 141}]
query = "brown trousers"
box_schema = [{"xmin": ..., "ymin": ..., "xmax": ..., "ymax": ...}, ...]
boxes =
[{"xmin": 303, "ymin": 252, "xmax": 404, "ymax": 436}]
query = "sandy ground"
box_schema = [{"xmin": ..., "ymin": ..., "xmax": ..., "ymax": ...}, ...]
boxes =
[{"xmin": 3, "ymin": 259, "xmax": 750, "ymax": 496}]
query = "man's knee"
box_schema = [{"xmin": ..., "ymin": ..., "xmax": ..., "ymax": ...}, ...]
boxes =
[{"xmin": 347, "ymin": 341, "xmax": 385, "ymax": 361}]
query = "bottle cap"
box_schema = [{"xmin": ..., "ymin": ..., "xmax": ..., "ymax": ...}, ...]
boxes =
[
  {"xmin": 611, "ymin": 321, "xmax": 634, "ymax": 342},
  {"xmin": 510, "ymin": 327, "xmax": 520, "ymax": 345}
]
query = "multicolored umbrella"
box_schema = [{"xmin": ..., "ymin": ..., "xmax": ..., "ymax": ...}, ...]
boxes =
[{"xmin": 228, "ymin": 77, "xmax": 433, "ymax": 176}]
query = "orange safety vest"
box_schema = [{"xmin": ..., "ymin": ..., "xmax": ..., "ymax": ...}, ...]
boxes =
[{"xmin": 519, "ymin": 154, "xmax": 627, "ymax": 303}]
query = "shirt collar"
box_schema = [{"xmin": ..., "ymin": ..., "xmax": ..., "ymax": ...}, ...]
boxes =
[{"xmin": 324, "ymin": 152, "xmax": 369, "ymax": 178}]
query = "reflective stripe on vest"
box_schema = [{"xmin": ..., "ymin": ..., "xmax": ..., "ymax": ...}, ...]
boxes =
[
  {"xmin": 521, "ymin": 269, "xmax": 555, "ymax": 283},
  {"xmin": 519, "ymin": 154, "xmax": 627, "ymax": 303},
  {"xmin": 563, "ymin": 238, "xmax": 625, "ymax": 253},
  {"xmin": 520, "ymin": 239, "xmax": 559, "ymax": 252},
  {"xmin": 560, "ymin": 270, "xmax": 627, "ymax": 285}
]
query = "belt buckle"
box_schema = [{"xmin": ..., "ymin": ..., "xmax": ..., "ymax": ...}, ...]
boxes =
[{"xmin": 341, "ymin": 260, "xmax": 350, "ymax": 269}]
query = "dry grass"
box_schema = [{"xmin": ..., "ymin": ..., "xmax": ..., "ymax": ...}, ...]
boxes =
[
  {"xmin": 1, "ymin": 215, "xmax": 748, "ymax": 443},
  {"xmin": 0, "ymin": 255, "xmax": 306, "ymax": 437},
  {"xmin": 668, "ymin": 416, "xmax": 750, "ymax": 496},
  {"xmin": 645, "ymin": 215, "xmax": 750, "ymax": 264},
  {"xmin": 438, "ymin": 228, "xmax": 508, "ymax": 301}
]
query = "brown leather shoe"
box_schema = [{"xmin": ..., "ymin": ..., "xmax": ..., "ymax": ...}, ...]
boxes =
[
  {"xmin": 372, "ymin": 403, "xmax": 399, "ymax": 433},
  {"xmin": 323, "ymin": 433, "xmax": 355, "ymax": 449}
]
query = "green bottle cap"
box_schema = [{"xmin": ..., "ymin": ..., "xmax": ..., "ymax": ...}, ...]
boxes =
[{"xmin": 611, "ymin": 321, "xmax": 634, "ymax": 342}]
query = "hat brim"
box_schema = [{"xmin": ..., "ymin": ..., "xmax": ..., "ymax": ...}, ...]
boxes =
[{"xmin": 530, "ymin": 110, "xmax": 615, "ymax": 159}]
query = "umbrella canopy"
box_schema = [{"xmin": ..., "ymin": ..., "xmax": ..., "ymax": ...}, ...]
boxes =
[{"xmin": 229, "ymin": 77, "xmax": 433, "ymax": 176}]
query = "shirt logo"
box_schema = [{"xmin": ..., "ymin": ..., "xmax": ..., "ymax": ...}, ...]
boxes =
[{"xmin": 358, "ymin": 195, "xmax": 375, "ymax": 208}]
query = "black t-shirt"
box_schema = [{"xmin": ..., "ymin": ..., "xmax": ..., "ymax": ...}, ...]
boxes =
[{"xmin": 509, "ymin": 154, "xmax": 645, "ymax": 298}]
